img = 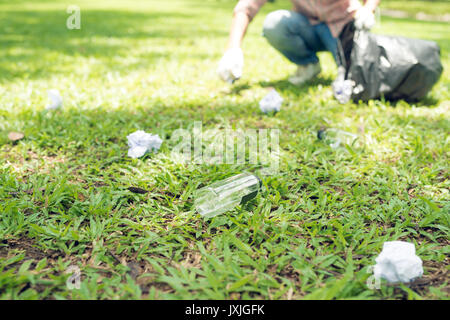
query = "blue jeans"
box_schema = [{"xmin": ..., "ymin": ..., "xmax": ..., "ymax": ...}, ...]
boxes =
[{"xmin": 262, "ymin": 10, "xmax": 338, "ymax": 65}]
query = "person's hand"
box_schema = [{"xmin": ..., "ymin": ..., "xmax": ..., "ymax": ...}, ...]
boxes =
[
  {"xmin": 217, "ymin": 47, "xmax": 244, "ymax": 84},
  {"xmin": 354, "ymin": 7, "xmax": 376, "ymax": 30}
]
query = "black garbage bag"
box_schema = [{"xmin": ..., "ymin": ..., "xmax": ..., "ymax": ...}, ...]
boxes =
[{"xmin": 334, "ymin": 23, "xmax": 443, "ymax": 103}]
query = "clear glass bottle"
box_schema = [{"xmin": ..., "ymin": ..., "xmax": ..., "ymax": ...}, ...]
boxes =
[
  {"xmin": 194, "ymin": 172, "xmax": 262, "ymax": 219},
  {"xmin": 317, "ymin": 128, "xmax": 360, "ymax": 149}
]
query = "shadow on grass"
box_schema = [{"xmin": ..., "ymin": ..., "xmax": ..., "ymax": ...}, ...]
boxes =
[
  {"xmin": 260, "ymin": 75, "xmax": 442, "ymax": 108},
  {"xmin": 219, "ymin": 75, "xmax": 334, "ymax": 98},
  {"xmin": 0, "ymin": 9, "xmax": 227, "ymax": 82},
  {"xmin": 388, "ymin": 95, "xmax": 442, "ymax": 108},
  {"xmin": 259, "ymin": 76, "xmax": 333, "ymax": 95}
]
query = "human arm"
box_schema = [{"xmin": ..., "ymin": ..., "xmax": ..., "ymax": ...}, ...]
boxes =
[{"xmin": 217, "ymin": 0, "xmax": 267, "ymax": 83}]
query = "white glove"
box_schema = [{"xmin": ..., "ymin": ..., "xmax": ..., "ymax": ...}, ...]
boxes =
[
  {"xmin": 217, "ymin": 48, "xmax": 244, "ymax": 84},
  {"xmin": 354, "ymin": 7, "xmax": 376, "ymax": 30}
]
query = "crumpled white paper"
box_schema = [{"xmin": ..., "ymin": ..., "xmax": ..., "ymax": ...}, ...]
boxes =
[
  {"xmin": 217, "ymin": 48, "xmax": 244, "ymax": 84},
  {"xmin": 127, "ymin": 130, "xmax": 163, "ymax": 158},
  {"xmin": 354, "ymin": 6, "xmax": 376, "ymax": 30},
  {"xmin": 374, "ymin": 241, "xmax": 423, "ymax": 283},
  {"xmin": 259, "ymin": 89, "xmax": 283, "ymax": 113},
  {"xmin": 332, "ymin": 66, "xmax": 354, "ymax": 104},
  {"xmin": 46, "ymin": 89, "xmax": 63, "ymax": 110},
  {"xmin": 332, "ymin": 79, "xmax": 354, "ymax": 104}
]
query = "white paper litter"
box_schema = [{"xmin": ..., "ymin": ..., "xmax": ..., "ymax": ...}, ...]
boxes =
[
  {"xmin": 46, "ymin": 89, "xmax": 63, "ymax": 110},
  {"xmin": 332, "ymin": 78, "xmax": 354, "ymax": 104},
  {"xmin": 332, "ymin": 66, "xmax": 354, "ymax": 104},
  {"xmin": 127, "ymin": 130, "xmax": 163, "ymax": 158},
  {"xmin": 374, "ymin": 241, "xmax": 423, "ymax": 283},
  {"xmin": 217, "ymin": 48, "xmax": 244, "ymax": 84},
  {"xmin": 259, "ymin": 89, "xmax": 283, "ymax": 113}
]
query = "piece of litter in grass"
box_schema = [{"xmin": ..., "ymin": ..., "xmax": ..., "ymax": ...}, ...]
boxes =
[
  {"xmin": 46, "ymin": 89, "xmax": 63, "ymax": 110},
  {"xmin": 194, "ymin": 172, "xmax": 262, "ymax": 219},
  {"xmin": 127, "ymin": 130, "xmax": 162, "ymax": 158},
  {"xmin": 259, "ymin": 89, "xmax": 283, "ymax": 114},
  {"xmin": 317, "ymin": 128, "xmax": 359, "ymax": 149},
  {"xmin": 374, "ymin": 241, "xmax": 423, "ymax": 283},
  {"xmin": 333, "ymin": 79, "xmax": 353, "ymax": 104},
  {"xmin": 332, "ymin": 66, "xmax": 355, "ymax": 104},
  {"xmin": 332, "ymin": 66, "xmax": 354, "ymax": 104},
  {"xmin": 8, "ymin": 132, "xmax": 24, "ymax": 142}
]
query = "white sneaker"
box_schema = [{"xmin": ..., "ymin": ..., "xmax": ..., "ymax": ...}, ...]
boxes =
[{"xmin": 288, "ymin": 62, "xmax": 321, "ymax": 85}]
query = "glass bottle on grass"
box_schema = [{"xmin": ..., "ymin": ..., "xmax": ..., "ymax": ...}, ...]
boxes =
[
  {"xmin": 317, "ymin": 128, "xmax": 361, "ymax": 149},
  {"xmin": 194, "ymin": 172, "xmax": 262, "ymax": 219}
]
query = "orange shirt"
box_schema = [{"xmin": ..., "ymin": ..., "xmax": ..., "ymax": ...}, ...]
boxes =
[{"xmin": 234, "ymin": 0, "xmax": 363, "ymax": 37}]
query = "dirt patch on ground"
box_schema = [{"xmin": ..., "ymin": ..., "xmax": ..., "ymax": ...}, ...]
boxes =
[
  {"xmin": 409, "ymin": 260, "xmax": 450, "ymax": 296},
  {"xmin": 0, "ymin": 237, "xmax": 61, "ymax": 263}
]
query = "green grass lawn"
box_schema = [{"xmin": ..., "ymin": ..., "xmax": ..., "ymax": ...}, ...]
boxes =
[{"xmin": 0, "ymin": 0, "xmax": 449, "ymax": 300}]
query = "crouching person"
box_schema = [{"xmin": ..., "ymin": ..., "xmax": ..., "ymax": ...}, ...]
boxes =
[{"xmin": 217, "ymin": 0, "xmax": 380, "ymax": 85}]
